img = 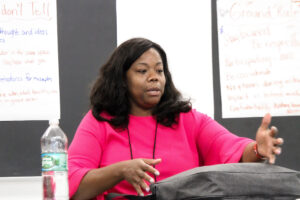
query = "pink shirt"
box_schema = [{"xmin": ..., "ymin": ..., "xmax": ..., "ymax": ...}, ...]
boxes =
[{"xmin": 68, "ymin": 109, "xmax": 252, "ymax": 200}]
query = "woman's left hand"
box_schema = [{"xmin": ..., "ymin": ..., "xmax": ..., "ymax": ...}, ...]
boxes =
[{"xmin": 255, "ymin": 113, "xmax": 284, "ymax": 164}]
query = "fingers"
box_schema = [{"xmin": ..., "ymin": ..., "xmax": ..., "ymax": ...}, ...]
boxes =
[
  {"xmin": 123, "ymin": 158, "xmax": 161, "ymax": 196},
  {"xmin": 143, "ymin": 158, "xmax": 162, "ymax": 166},
  {"xmin": 260, "ymin": 113, "xmax": 272, "ymax": 130},
  {"xmin": 273, "ymin": 146, "xmax": 282, "ymax": 155},
  {"xmin": 138, "ymin": 172, "xmax": 152, "ymax": 191},
  {"xmin": 261, "ymin": 137, "xmax": 283, "ymax": 164},
  {"xmin": 265, "ymin": 145, "xmax": 281, "ymax": 164},
  {"xmin": 269, "ymin": 126, "xmax": 278, "ymax": 137},
  {"xmin": 272, "ymin": 137, "xmax": 283, "ymax": 145},
  {"xmin": 128, "ymin": 172, "xmax": 151, "ymax": 196},
  {"xmin": 256, "ymin": 114, "xmax": 284, "ymax": 164},
  {"xmin": 269, "ymin": 129, "xmax": 283, "ymax": 156},
  {"xmin": 137, "ymin": 168, "xmax": 155, "ymax": 184},
  {"xmin": 268, "ymin": 153, "xmax": 276, "ymax": 164},
  {"xmin": 132, "ymin": 169, "xmax": 154, "ymax": 196},
  {"xmin": 132, "ymin": 182, "xmax": 145, "ymax": 196},
  {"xmin": 275, "ymin": 137, "xmax": 284, "ymax": 145},
  {"xmin": 142, "ymin": 158, "xmax": 161, "ymax": 176}
]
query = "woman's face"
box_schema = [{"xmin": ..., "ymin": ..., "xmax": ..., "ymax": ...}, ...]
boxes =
[{"xmin": 126, "ymin": 48, "xmax": 166, "ymax": 116}]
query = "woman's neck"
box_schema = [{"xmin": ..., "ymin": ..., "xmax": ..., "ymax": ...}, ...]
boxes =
[{"xmin": 130, "ymin": 107, "xmax": 153, "ymax": 116}]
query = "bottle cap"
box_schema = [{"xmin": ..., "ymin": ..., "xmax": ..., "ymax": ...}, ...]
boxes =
[{"xmin": 49, "ymin": 119, "xmax": 59, "ymax": 125}]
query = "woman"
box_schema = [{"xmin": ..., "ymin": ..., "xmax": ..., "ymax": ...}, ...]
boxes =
[{"xmin": 68, "ymin": 38, "xmax": 283, "ymax": 200}]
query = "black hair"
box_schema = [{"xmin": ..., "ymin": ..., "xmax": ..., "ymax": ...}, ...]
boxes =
[{"xmin": 90, "ymin": 37, "xmax": 191, "ymax": 128}]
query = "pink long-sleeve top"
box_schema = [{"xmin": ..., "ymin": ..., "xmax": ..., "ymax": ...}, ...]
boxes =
[{"xmin": 68, "ymin": 109, "xmax": 253, "ymax": 200}]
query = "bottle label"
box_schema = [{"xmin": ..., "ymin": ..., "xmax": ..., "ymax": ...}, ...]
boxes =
[{"xmin": 41, "ymin": 153, "xmax": 68, "ymax": 172}]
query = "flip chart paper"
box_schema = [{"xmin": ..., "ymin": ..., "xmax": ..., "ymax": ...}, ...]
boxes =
[
  {"xmin": 0, "ymin": 0, "xmax": 60, "ymax": 120},
  {"xmin": 217, "ymin": 0, "xmax": 300, "ymax": 118}
]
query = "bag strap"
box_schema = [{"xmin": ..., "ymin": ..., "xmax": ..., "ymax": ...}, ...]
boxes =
[{"xmin": 106, "ymin": 193, "xmax": 154, "ymax": 200}]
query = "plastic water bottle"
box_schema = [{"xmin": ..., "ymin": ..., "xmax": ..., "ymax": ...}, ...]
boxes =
[{"xmin": 41, "ymin": 119, "xmax": 69, "ymax": 200}]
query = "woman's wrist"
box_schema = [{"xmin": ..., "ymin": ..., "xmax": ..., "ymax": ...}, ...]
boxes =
[
  {"xmin": 253, "ymin": 142, "xmax": 265, "ymax": 160},
  {"xmin": 114, "ymin": 160, "xmax": 128, "ymax": 181}
]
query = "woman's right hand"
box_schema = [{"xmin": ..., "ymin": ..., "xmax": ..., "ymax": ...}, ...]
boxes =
[{"xmin": 121, "ymin": 158, "xmax": 161, "ymax": 196}]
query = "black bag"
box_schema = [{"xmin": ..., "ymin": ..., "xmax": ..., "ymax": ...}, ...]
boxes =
[{"xmin": 107, "ymin": 163, "xmax": 300, "ymax": 200}]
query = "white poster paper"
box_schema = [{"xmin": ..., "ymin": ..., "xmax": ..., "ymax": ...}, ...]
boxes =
[
  {"xmin": 217, "ymin": 0, "xmax": 300, "ymax": 118},
  {"xmin": 117, "ymin": 0, "xmax": 214, "ymax": 118},
  {"xmin": 0, "ymin": 0, "xmax": 60, "ymax": 121}
]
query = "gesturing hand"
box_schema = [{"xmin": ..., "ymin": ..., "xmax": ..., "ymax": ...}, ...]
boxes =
[
  {"xmin": 255, "ymin": 113, "xmax": 284, "ymax": 164},
  {"xmin": 121, "ymin": 158, "xmax": 161, "ymax": 196}
]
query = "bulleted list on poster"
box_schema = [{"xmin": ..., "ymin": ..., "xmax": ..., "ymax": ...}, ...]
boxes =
[
  {"xmin": 217, "ymin": 0, "xmax": 300, "ymax": 118},
  {"xmin": 0, "ymin": 0, "xmax": 60, "ymax": 121}
]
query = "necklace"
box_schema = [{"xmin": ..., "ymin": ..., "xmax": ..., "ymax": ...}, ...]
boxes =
[{"xmin": 127, "ymin": 121, "xmax": 158, "ymax": 181}]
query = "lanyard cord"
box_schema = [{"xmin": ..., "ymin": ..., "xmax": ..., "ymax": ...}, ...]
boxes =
[{"xmin": 127, "ymin": 121, "xmax": 158, "ymax": 182}]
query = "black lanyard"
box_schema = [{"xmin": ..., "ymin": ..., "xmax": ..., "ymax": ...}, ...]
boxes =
[{"xmin": 127, "ymin": 121, "xmax": 158, "ymax": 182}]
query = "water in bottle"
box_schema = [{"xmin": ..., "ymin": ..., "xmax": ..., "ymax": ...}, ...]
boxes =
[{"xmin": 41, "ymin": 119, "xmax": 69, "ymax": 200}]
